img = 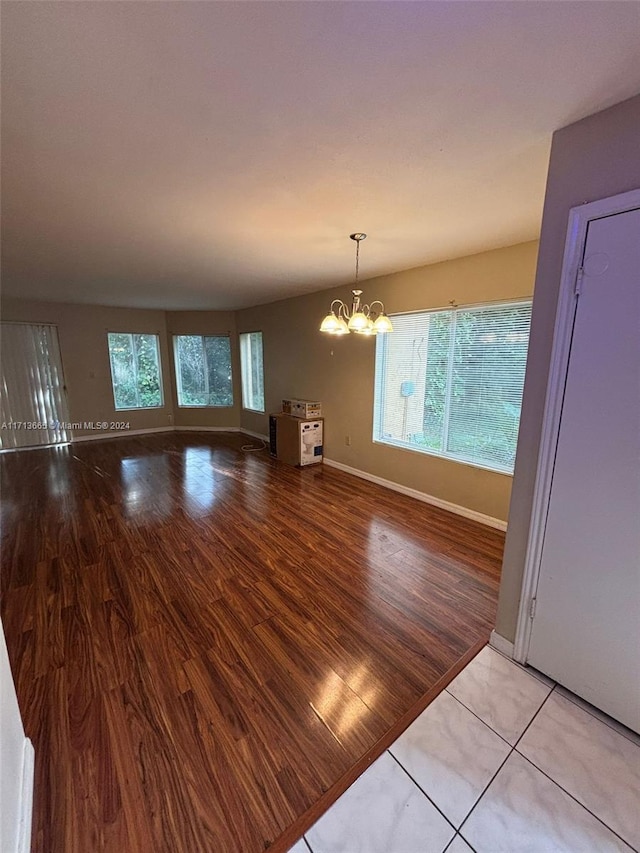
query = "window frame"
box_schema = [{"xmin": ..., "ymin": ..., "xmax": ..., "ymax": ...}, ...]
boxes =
[
  {"xmin": 172, "ymin": 333, "xmax": 234, "ymax": 409},
  {"xmin": 107, "ymin": 331, "xmax": 164, "ymax": 411},
  {"xmin": 373, "ymin": 298, "xmax": 532, "ymax": 475},
  {"xmin": 239, "ymin": 330, "xmax": 265, "ymax": 413}
]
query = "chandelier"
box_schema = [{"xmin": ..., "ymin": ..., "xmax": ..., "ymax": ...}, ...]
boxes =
[{"xmin": 319, "ymin": 234, "xmax": 393, "ymax": 336}]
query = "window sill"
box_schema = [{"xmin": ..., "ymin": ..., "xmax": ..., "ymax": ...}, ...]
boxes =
[
  {"xmin": 114, "ymin": 405, "xmax": 164, "ymax": 411},
  {"xmin": 372, "ymin": 437, "xmax": 514, "ymax": 476}
]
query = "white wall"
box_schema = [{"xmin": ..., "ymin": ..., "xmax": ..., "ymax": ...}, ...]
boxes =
[
  {"xmin": 496, "ymin": 93, "xmax": 640, "ymax": 641},
  {"xmin": 0, "ymin": 620, "xmax": 33, "ymax": 853}
]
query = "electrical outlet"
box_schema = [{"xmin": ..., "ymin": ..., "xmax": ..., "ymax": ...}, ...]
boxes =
[{"xmin": 345, "ymin": 435, "xmax": 351, "ymax": 446}]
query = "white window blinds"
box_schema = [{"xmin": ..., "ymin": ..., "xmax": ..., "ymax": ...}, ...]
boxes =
[
  {"xmin": 0, "ymin": 323, "xmax": 70, "ymax": 449},
  {"xmin": 373, "ymin": 300, "xmax": 532, "ymax": 473}
]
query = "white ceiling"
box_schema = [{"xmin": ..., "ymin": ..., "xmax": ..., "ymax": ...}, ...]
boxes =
[{"xmin": 2, "ymin": 2, "xmax": 639, "ymax": 311}]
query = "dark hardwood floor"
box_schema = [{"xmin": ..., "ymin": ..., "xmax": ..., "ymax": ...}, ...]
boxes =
[{"xmin": 1, "ymin": 432, "xmax": 504, "ymax": 853}]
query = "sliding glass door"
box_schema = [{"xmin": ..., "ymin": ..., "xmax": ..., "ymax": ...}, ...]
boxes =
[{"xmin": 0, "ymin": 323, "xmax": 70, "ymax": 449}]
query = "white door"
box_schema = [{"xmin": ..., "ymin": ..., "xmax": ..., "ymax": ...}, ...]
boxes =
[{"xmin": 527, "ymin": 207, "xmax": 640, "ymax": 733}]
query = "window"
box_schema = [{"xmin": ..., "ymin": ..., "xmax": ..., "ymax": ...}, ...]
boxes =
[
  {"xmin": 173, "ymin": 335, "xmax": 233, "ymax": 407},
  {"xmin": 239, "ymin": 332, "xmax": 265, "ymax": 412},
  {"xmin": 108, "ymin": 332, "xmax": 163, "ymax": 410},
  {"xmin": 373, "ymin": 300, "xmax": 532, "ymax": 473}
]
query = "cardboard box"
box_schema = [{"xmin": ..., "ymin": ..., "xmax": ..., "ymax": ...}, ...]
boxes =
[
  {"xmin": 282, "ymin": 398, "xmax": 322, "ymax": 419},
  {"xmin": 269, "ymin": 413, "xmax": 323, "ymax": 466}
]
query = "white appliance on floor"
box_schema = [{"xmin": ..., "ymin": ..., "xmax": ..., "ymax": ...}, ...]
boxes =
[{"xmin": 299, "ymin": 420, "xmax": 323, "ymax": 466}]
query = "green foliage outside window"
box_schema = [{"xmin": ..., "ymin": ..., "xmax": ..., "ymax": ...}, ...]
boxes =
[
  {"xmin": 174, "ymin": 335, "xmax": 233, "ymax": 407},
  {"xmin": 108, "ymin": 333, "xmax": 163, "ymax": 410},
  {"xmin": 374, "ymin": 302, "xmax": 531, "ymax": 473}
]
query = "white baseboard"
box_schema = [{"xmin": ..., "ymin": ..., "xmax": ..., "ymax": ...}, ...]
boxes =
[
  {"xmin": 175, "ymin": 426, "xmax": 269, "ymax": 443},
  {"xmin": 0, "ymin": 427, "xmax": 175, "ymax": 452},
  {"xmin": 173, "ymin": 426, "xmax": 242, "ymax": 432},
  {"xmin": 17, "ymin": 738, "xmax": 34, "ymax": 853},
  {"xmin": 75, "ymin": 425, "xmax": 257, "ymax": 441},
  {"xmin": 323, "ymin": 458, "xmax": 507, "ymax": 531},
  {"xmin": 489, "ymin": 630, "xmax": 515, "ymax": 659},
  {"xmin": 0, "ymin": 425, "xmax": 263, "ymax": 453},
  {"xmin": 72, "ymin": 426, "xmax": 175, "ymax": 443},
  {"xmin": 240, "ymin": 429, "xmax": 269, "ymax": 442}
]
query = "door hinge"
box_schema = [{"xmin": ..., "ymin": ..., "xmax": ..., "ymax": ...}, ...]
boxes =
[
  {"xmin": 574, "ymin": 266, "xmax": 584, "ymax": 296},
  {"xmin": 529, "ymin": 597, "xmax": 537, "ymax": 620}
]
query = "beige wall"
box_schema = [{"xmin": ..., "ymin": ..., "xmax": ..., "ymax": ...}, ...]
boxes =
[
  {"xmin": 238, "ymin": 240, "xmax": 538, "ymax": 523},
  {"xmin": 495, "ymin": 94, "xmax": 640, "ymax": 642},
  {"xmin": 165, "ymin": 311, "xmax": 241, "ymax": 429},
  {"xmin": 2, "ymin": 240, "xmax": 538, "ymax": 523},
  {"xmin": 0, "ymin": 298, "xmax": 174, "ymax": 437},
  {"xmin": 0, "ymin": 300, "xmax": 245, "ymax": 436}
]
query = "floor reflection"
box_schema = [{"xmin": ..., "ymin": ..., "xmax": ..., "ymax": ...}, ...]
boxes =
[
  {"xmin": 120, "ymin": 454, "xmax": 172, "ymax": 520},
  {"xmin": 47, "ymin": 445, "xmax": 73, "ymax": 499},
  {"xmin": 182, "ymin": 446, "xmax": 218, "ymax": 513},
  {"xmin": 312, "ymin": 665, "xmax": 377, "ymax": 741}
]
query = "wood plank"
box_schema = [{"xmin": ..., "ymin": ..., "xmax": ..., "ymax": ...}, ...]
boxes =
[{"xmin": 0, "ymin": 431, "xmax": 504, "ymax": 852}]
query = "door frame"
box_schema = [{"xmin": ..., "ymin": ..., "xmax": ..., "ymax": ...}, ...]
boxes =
[{"xmin": 513, "ymin": 187, "xmax": 640, "ymax": 663}]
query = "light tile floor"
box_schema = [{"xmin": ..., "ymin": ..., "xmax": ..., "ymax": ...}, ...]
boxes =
[{"xmin": 287, "ymin": 645, "xmax": 640, "ymax": 853}]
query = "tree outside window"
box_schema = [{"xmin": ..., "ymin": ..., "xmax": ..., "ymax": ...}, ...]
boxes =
[
  {"xmin": 174, "ymin": 335, "xmax": 233, "ymax": 407},
  {"xmin": 108, "ymin": 333, "xmax": 163, "ymax": 410},
  {"xmin": 373, "ymin": 301, "xmax": 532, "ymax": 473}
]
